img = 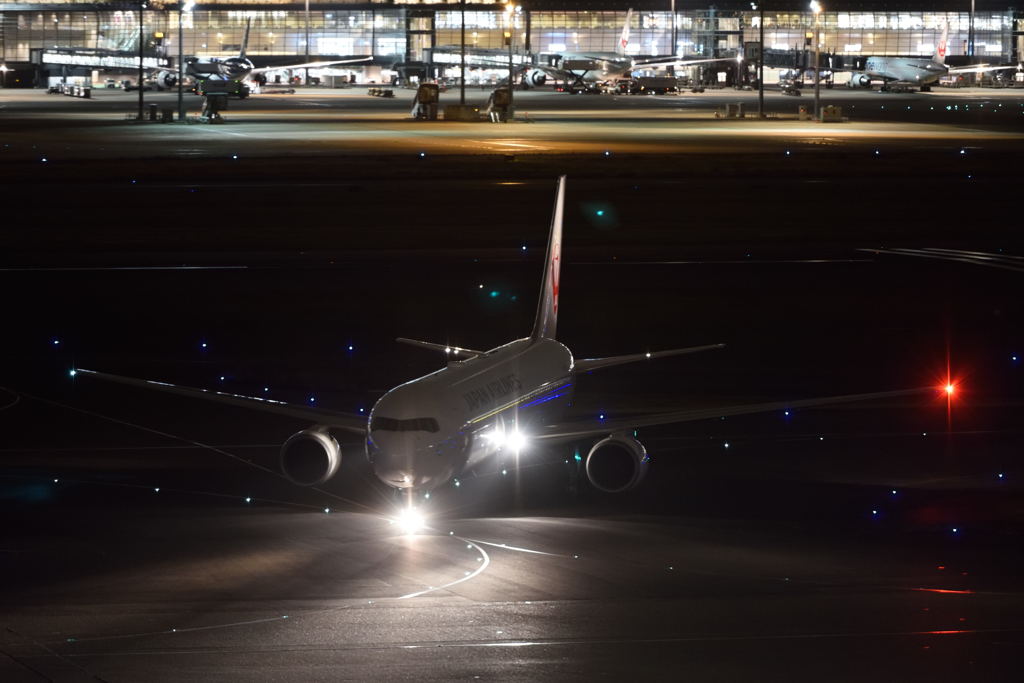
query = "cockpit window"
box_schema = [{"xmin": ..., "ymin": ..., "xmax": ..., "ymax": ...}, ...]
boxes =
[{"xmin": 371, "ymin": 416, "xmax": 440, "ymax": 433}]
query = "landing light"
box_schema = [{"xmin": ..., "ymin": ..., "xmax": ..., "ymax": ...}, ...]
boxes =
[{"xmin": 395, "ymin": 507, "xmax": 425, "ymax": 535}]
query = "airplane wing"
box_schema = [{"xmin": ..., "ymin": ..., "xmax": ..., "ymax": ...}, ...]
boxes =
[
  {"xmin": 634, "ymin": 56, "xmax": 737, "ymax": 70},
  {"xmin": 250, "ymin": 57, "xmax": 372, "ymax": 76},
  {"xmin": 947, "ymin": 64, "xmax": 1020, "ymax": 75},
  {"xmin": 396, "ymin": 338, "xmax": 485, "ymax": 359},
  {"xmin": 574, "ymin": 343, "xmax": 725, "ymax": 373},
  {"xmin": 72, "ymin": 369, "xmax": 367, "ymax": 434},
  {"xmin": 533, "ymin": 386, "xmax": 937, "ymax": 443}
]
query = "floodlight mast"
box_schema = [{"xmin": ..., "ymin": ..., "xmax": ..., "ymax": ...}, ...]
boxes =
[
  {"xmin": 505, "ymin": 3, "xmax": 516, "ymax": 117},
  {"xmin": 754, "ymin": 2, "xmax": 764, "ymax": 119},
  {"xmin": 460, "ymin": 0, "xmax": 466, "ymax": 105},
  {"xmin": 178, "ymin": 1, "xmax": 195, "ymax": 121},
  {"xmin": 138, "ymin": 1, "xmax": 145, "ymax": 120},
  {"xmin": 809, "ymin": 0, "xmax": 822, "ymax": 120}
]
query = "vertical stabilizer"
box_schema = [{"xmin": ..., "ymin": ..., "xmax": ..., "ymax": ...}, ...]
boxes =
[
  {"xmin": 240, "ymin": 18, "xmax": 252, "ymax": 59},
  {"xmin": 616, "ymin": 9, "xmax": 633, "ymax": 56},
  {"xmin": 530, "ymin": 176, "xmax": 566, "ymax": 342},
  {"xmin": 933, "ymin": 21, "xmax": 949, "ymax": 65}
]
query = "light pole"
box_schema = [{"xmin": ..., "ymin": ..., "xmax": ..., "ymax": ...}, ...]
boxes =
[
  {"xmin": 505, "ymin": 3, "xmax": 516, "ymax": 114},
  {"xmin": 138, "ymin": 1, "xmax": 146, "ymax": 121},
  {"xmin": 809, "ymin": 0, "xmax": 822, "ymax": 120},
  {"xmin": 755, "ymin": 2, "xmax": 764, "ymax": 118},
  {"xmin": 968, "ymin": 0, "xmax": 975, "ymax": 61},
  {"xmin": 460, "ymin": 0, "xmax": 466, "ymax": 105},
  {"xmin": 178, "ymin": 1, "xmax": 195, "ymax": 121},
  {"xmin": 304, "ymin": 0, "xmax": 310, "ymax": 63},
  {"xmin": 505, "ymin": 3, "xmax": 517, "ymax": 117}
]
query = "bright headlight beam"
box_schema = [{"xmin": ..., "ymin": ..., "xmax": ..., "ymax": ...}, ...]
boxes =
[{"xmin": 395, "ymin": 507, "xmax": 426, "ymax": 535}]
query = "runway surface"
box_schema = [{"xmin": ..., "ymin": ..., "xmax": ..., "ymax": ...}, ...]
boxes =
[{"xmin": 3, "ymin": 508, "xmax": 1022, "ymax": 682}]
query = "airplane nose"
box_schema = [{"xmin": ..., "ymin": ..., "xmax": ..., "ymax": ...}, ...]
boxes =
[{"xmin": 370, "ymin": 439, "xmax": 417, "ymax": 488}]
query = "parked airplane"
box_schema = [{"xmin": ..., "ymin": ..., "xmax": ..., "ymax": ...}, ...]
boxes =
[
  {"xmin": 73, "ymin": 177, "xmax": 941, "ymax": 504},
  {"xmin": 523, "ymin": 9, "xmax": 731, "ymax": 90},
  {"xmin": 151, "ymin": 18, "xmax": 370, "ymax": 97},
  {"xmin": 843, "ymin": 22, "xmax": 1017, "ymax": 92}
]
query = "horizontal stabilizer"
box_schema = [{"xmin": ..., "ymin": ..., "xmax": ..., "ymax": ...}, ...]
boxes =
[
  {"xmin": 396, "ymin": 338, "xmax": 484, "ymax": 359},
  {"xmin": 575, "ymin": 343, "xmax": 725, "ymax": 373},
  {"xmin": 73, "ymin": 369, "xmax": 367, "ymax": 433}
]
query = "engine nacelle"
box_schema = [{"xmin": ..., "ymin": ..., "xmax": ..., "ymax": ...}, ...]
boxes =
[
  {"xmin": 584, "ymin": 433, "xmax": 649, "ymax": 493},
  {"xmin": 847, "ymin": 73, "xmax": 871, "ymax": 88},
  {"xmin": 280, "ymin": 428, "xmax": 341, "ymax": 487},
  {"xmin": 153, "ymin": 71, "xmax": 177, "ymax": 90},
  {"xmin": 523, "ymin": 69, "xmax": 547, "ymax": 87}
]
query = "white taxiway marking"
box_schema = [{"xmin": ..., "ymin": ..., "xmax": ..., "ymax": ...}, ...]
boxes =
[
  {"xmin": 466, "ymin": 538, "xmax": 561, "ymax": 556},
  {"xmin": 860, "ymin": 247, "xmax": 1024, "ymax": 272},
  {"xmin": 398, "ymin": 536, "xmax": 491, "ymax": 599}
]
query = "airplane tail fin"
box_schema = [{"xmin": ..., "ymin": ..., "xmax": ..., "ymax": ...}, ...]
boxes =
[
  {"xmin": 616, "ymin": 9, "xmax": 633, "ymax": 56},
  {"xmin": 240, "ymin": 18, "xmax": 252, "ymax": 59},
  {"xmin": 530, "ymin": 176, "xmax": 566, "ymax": 342},
  {"xmin": 933, "ymin": 21, "xmax": 949, "ymax": 64}
]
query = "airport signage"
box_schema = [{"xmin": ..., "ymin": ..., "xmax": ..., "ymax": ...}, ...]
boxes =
[{"xmin": 36, "ymin": 50, "xmax": 169, "ymax": 70}]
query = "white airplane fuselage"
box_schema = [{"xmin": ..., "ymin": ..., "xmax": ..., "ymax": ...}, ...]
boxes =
[
  {"xmin": 864, "ymin": 56, "xmax": 947, "ymax": 85},
  {"xmin": 367, "ymin": 337, "xmax": 574, "ymax": 490}
]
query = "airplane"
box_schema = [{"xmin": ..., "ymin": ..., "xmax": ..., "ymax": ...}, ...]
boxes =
[
  {"xmin": 72, "ymin": 176, "xmax": 943, "ymax": 519},
  {"xmin": 150, "ymin": 17, "xmax": 370, "ymax": 98},
  {"xmin": 842, "ymin": 22, "xmax": 1018, "ymax": 92},
  {"xmin": 520, "ymin": 9, "xmax": 732, "ymax": 91}
]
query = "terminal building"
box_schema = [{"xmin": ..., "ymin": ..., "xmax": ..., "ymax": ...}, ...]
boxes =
[{"xmin": 0, "ymin": 1, "xmax": 1021, "ymax": 87}]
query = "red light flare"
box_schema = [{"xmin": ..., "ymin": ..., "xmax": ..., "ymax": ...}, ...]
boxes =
[{"xmin": 913, "ymin": 588, "xmax": 974, "ymax": 594}]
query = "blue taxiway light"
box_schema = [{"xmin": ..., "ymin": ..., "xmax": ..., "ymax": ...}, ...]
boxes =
[
  {"xmin": 596, "ymin": 210, "xmax": 605, "ymax": 217},
  {"xmin": 347, "ymin": 345, "xmax": 354, "ymax": 351},
  {"xmin": 490, "ymin": 290, "xmax": 500, "ymax": 298},
  {"xmin": 309, "ymin": 397, "xmax": 316, "ymax": 403},
  {"xmin": 52, "ymin": 339, "xmax": 60, "ymax": 345},
  {"xmin": 998, "ymin": 473, "xmax": 1005, "ymax": 479},
  {"xmin": 69, "ymin": 369, "xmax": 77, "ymax": 377}
]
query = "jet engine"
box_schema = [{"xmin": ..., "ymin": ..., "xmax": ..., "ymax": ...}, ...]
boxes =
[
  {"xmin": 584, "ymin": 433, "xmax": 649, "ymax": 493},
  {"xmin": 523, "ymin": 69, "xmax": 548, "ymax": 87},
  {"xmin": 153, "ymin": 71, "xmax": 177, "ymax": 90},
  {"xmin": 280, "ymin": 427, "xmax": 341, "ymax": 486},
  {"xmin": 847, "ymin": 73, "xmax": 871, "ymax": 88}
]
